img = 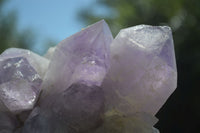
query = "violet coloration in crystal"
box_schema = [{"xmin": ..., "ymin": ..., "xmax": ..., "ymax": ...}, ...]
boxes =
[
  {"xmin": 1, "ymin": 48, "xmax": 50, "ymax": 78},
  {"xmin": 0, "ymin": 20, "xmax": 177, "ymax": 133},
  {"xmin": 23, "ymin": 20, "xmax": 112, "ymax": 133},
  {"xmin": 22, "ymin": 83, "xmax": 104, "ymax": 133},
  {"xmin": 41, "ymin": 20, "xmax": 113, "ymax": 101},
  {"xmin": 0, "ymin": 48, "xmax": 48, "ymax": 114},
  {"xmin": 102, "ymin": 25, "xmax": 177, "ymax": 116}
]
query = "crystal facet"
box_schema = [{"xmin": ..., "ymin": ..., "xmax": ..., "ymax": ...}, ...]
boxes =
[
  {"xmin": 0, "ymin": 48, "xmax": 48, "ymax": 113},
  {"xmin": 102, "ymin": 25, "xmax": 177, "ymax": 116},
  {"xmin": 1, "ymin": 48, "xmax": 49, "ymax": 78},
  {"xmin": 41, "ymin": 20, "xmax": 113, "ymax": 100},
  {"xmin": 23, "ymin": 83, "xmax": 104, "ymax": 133}
]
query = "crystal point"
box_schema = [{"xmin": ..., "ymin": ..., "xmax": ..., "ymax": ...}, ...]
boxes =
[
  {"xmin": 0, "ymin": 48, "xmax": 48, "ymax": 113},
  {"xmin": 102, "ymin": 25, "xmax": 177, "ymax": 115},
  {"xmin": 41, "ymin": 20, "xmax": 113, "ymax": 98}
]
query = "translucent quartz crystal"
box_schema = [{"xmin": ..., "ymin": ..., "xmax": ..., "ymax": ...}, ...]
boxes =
[
  {"xmin": 0, "ymin": 21, "xmax": 177, "ymax": 133},
  {"xmin": 0, "ymin": 48, "xmax": 49, "ymax": 113},
  {"xmin": 0, "ymin": 57, "xmax": 42, "ymax": 113},
  {"xmin": 23, "ymin": 20, "xmax": 112, "ymax": 133},
  {"xmin": 41, "ymin": 20, "xmax": 113, "ymax": 100},
  {"xmin": 22, "ymin": 83, "xmax": 104, "ymax": 133},
  {"xmin": 102, "ymin": 25, "xmax": 177, "ymax": 116}
]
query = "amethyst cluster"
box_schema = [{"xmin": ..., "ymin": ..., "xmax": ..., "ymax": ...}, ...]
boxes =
[{"xmin": 0, "ymin": 20, "xmax": 177, "ymax": 133}]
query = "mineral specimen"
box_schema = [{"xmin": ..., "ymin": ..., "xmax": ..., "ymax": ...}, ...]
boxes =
[
  {"xmin": 0, "ymin": 48, "xmax": 49, "ymax": 113},
  {"xmin": 0, "ymin": 20, "xmax": 177, "ymax": 133}
]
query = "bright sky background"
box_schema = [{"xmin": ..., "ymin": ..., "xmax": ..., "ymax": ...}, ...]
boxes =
[{"xmin": 3, "ymin": 0, "xmax": 102, "ymax": 54}]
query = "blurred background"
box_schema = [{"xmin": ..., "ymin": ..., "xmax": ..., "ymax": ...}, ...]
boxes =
[{"xmin": 0, "ymin": 0, "xmax": 199, "ymax": 132}]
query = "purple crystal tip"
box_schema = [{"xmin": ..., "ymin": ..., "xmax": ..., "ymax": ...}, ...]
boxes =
[
  {"xmin": 41, "ymin": 20, "xmax": 113, "ymax": 99},
  {"xmin": 102, "ymin": 24, "xmax": 177, "ymax": 115}
]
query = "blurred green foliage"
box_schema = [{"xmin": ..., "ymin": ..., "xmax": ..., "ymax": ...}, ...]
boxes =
[
  {"xmin": 80, "ymin": 0, "xmax": 200, "ymax": 132},
  {"xmin": 0, "ymin": 0, "xmax": 35, "ymax": 53}
]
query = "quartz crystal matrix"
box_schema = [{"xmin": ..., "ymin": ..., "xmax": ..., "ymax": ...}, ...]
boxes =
[{"xmin": 0, "ymin": 20, "xmax": 177, "ymax": 133}]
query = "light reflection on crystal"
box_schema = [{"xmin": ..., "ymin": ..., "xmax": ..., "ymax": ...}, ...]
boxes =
[
  {"xmin": 0, "ymin": 20, "xmax": 177, "ymax": 132},
  {"xmin": 102, "ymin": 25, "xmax": 177, "ymax": 116},
  {"xmin": 0, "ymin": 56, "xmax": 43, "ymax": 113}
]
